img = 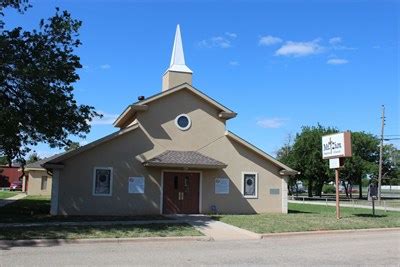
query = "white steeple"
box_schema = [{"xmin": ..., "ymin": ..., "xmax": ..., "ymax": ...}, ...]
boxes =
[
  {"xmin": 167, "ymin": 24, "xmax": 192, "ymax": 74},
  {"xmin": 162, "ymin": 24, "xmax": 193, "ymax": 91}
]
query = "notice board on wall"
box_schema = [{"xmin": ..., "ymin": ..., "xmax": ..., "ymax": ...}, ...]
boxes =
[
  {"xmin": 129, "ymin": 177, "xmax": 145, "ymax": 194},
  {"xmin": 215, "ymin": 178, "xmax": 229, "ymax": 194}
]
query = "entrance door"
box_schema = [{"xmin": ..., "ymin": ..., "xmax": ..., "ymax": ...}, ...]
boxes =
[{"xmin": 163, "ymin": 172, "xmax": 200, "ymax": 214}]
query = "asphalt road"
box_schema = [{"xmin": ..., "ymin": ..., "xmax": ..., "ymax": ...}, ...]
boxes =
[{"xmin": 1, "ymin": 230, "xmax": 399, "ymax": 266}]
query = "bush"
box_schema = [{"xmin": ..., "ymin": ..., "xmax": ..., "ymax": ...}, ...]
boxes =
[{"xmin": 322, "ymin": 184, "xmax": 336, "ymax": 194}]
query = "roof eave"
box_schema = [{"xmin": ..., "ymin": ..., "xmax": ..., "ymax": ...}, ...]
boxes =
[{"xmin": 143, "ymin": 162, "xmax": 227, "ymax": 169}]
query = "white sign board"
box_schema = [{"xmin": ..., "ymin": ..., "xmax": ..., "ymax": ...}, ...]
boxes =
[
  {"xmin": 128, "ymin": 177, "xmax": 144, "ymax": 194},
  {"xmin": 322, "ymin": 132, "xmax": 352, "ymax": 159},
  {"xmin": 329, "ymin": 158, "xmax": 340, "ymax": 169},
  {"xmin": 215, "ymin": 178, "xmax": 229, "ymax": 194}
]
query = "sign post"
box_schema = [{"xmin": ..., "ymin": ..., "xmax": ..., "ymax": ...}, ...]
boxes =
[{"xmin": 322, "ymin": 132, "xmax": 352, "ymax": 220}]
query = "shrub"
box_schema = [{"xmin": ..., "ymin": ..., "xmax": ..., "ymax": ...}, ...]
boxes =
[{"xmin": 322, "ymin": 184, "xmax": 336, "ymax": 194}]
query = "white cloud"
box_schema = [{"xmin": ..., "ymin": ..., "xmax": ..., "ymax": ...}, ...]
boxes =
[
  {"xmin": 90, "ymin": 111, "xmax": 118, "ymax": 125},
  {"xmin": 259, "ymin": 35, "xmax": 282, "ymax": 46},
  {"xmin": 229, "ymin": 61, "xmax": 239, "ymax": 66},
  {"xmin": 275, "ymin": 40, "xmax": 323, "ymax": 57},
  {"xmin": 257, "ymin": 118, "xmax": 288, "ymax": 129},
  {"xmin": 329, "ymin": 37, "xmax": 342, "ymax": 45},
  {"xmin": 225, "ymin": 32, "xmax": 237, "ymax": 38},
  {"xmin": 198, "ymin": 32, "xmax": 237, "ymax": 49},
  {"xmin": 327, "ymin": 58, "xmax": 349, "ymax": 65},
  {"xmin": 100, "ymin": 64, "xmax": 111, "ymax": 70}
]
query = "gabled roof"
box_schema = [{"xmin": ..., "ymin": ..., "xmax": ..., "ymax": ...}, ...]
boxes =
[
  {"xmin": 225, "ymin": 131, "xmax": 299, "ymax": 176},
  {"xmin": 25, "ymin": 154, "xmax": 63, "ymax": 171},
  {"xmin": 143, "ymin": 150, "xmax": 227, "ymax": 169},
  {"xmin": 44, "ymin": 124, "xmax": 140, "ymax": 166},
  {"xmin": 113, "ymin": 83, "xmax": 237, "ymax": 128}
]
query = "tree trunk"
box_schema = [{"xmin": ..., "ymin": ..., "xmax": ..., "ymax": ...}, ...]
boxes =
[
  {"xmin": 308, "ymin": 178, "xmax": 313, "ymax": 197},
  {"xmin": 358, "ymin": 177, "xmax": 363, "ymax": 199},
  {"xmin": 343, "ymin": 181, "xmax": 349, "ymax": 198}
]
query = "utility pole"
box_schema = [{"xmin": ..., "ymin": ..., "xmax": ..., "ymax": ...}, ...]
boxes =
[{"xmin": 378, "ymin": 105, "xmax": 385, "ymax": 202}]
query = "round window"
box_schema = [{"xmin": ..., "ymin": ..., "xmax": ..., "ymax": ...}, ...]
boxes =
[{"xmin": 175, "ymin": 114, "xmax": 191, "ymax": 131}]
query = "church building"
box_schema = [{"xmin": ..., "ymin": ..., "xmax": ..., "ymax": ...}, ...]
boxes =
[{"xmin": 45, "ymin": 25, "xmax": 297, "ymax": 216}]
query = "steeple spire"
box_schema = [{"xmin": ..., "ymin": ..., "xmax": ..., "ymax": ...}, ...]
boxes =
[
  {"xmin": 167, "ymin": 24, "xmax": 192, "ymax": 73},
  {"xmin": 162, "ymin": 24, "xmax": 193, "ymax": 91}
]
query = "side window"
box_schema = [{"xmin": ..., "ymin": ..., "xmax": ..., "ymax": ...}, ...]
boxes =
[
  {"xmin": 41, "ymin": 176, "xmax": 48, "ymax": 190},
  {"xmin": 93, "ymin": 167, "xmax": 113, "ymax": 196},
  {"xmin": 242, "ymin": 172, "xmax": 258, "ymax": 198}
]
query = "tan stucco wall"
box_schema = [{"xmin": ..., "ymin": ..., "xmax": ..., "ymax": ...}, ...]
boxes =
[
  {"xmin": 27, "ymin": 170, "xmax": 52, "ymax": 196},
  {"xmin": 198, "ymin": 137, "xmax": 284, "ymax": 214},
  {"xmin": 55, "ymin": 88, "xmax": 286, "ymax": 215}
]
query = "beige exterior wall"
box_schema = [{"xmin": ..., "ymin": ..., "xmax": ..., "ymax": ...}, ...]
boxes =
[
  {"xmin": 162, "ymin": 71, "xmax": 192, "ymax": 91},
  {"xmin": 55, "ymin": 88, "xmax": 287, "ymax": 215},
  {"xmin": 27, "ymin": 170, "xmax": 52, "ymax": 196}
]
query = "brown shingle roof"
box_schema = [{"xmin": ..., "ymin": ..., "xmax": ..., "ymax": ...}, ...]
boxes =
[{"xmin": 143, "ymin": 150, "xmax": 227, "ymax": 169}]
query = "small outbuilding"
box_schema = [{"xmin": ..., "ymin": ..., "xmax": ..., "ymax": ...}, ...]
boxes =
[
  {"xmin": 23, "ymin": 158, "xmax": 53, "ymax": 196},
  {"xmin": 44, "ymin": 25, "xmax": 297, "ymax": 216}
]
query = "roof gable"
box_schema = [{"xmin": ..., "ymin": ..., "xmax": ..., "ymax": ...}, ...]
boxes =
[{"xmin": 114, "ymin": 83, "xmax": 237, "ymax": 128}]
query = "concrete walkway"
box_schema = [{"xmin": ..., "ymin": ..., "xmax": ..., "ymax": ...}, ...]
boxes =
[
  {"xmin": 289, "ymin": 200, "xmax": 400, "ymax": 212},
  {"xmin": 0, "ymin": 193, "xmax": 26, "ymax": 208},
  {"xmin": 167, "ymin": 214, "xmax": 260, "ymax": 241}
]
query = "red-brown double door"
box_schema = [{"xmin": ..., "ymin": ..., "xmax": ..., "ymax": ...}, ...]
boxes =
[{"xmin": 163, "ymin": 172, "xmax": 200, "ymax": 214}]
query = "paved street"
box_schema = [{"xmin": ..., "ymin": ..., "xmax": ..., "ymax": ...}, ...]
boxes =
[{"xmin": 1, "ymin": 229, "xmax": 399, "ymax": 266}]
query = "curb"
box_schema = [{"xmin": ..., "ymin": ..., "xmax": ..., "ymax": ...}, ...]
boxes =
[
  {"xmin": 0, "ymin": 235, "xmax": 213, "ymax": 247},
  {"xmin": 260, "ymin": 227, "xmax": 400, "ymax": 238}
]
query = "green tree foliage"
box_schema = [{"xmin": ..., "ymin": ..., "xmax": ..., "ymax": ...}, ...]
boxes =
[
  {"xmin": 26, "ymin": 152, "xmax": 42, "ymax": 164},
  {"xmin": 0, "ymin": 155, "xmax": 8, "ymax": 165},
  {"xmin": 290, "ymin": 125, "xmax": 338, "ymax": 197},
  {"xmin": 0, "ymin": 1, "xmax": 100, "ymax": 166},
  {"xmin": 341, "ymin": 132, "xmax": 379, "ymax": 198},
  {"xmin": 64, "ymin": 141, "xmax": 80, "ymax": 151},
  {"xmin": 380, "ymin": 144, "xmax": 400, "ymax": 185}
]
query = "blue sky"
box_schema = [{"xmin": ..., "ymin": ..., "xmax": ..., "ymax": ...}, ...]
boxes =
[{"xmin": 5, "ymin": 0, "xmax": 399, "ymax": 157}]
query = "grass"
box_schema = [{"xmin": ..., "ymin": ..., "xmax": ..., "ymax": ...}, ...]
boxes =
[
  {"xmin": 0, "ymin": 196, "xmax": 168, "ymax": 223},
  {"xmin": 0, "ymin": 191, "xmax": 19, "ymax": 199},
  {"xmin": 213, "ymin": 203, "xmax": 400, "ymax": 234},
  {"xmin": 0, "ymin": 196, "xmax": 202, "ymax": 240},
  {"xmin": 0, "ymin": 223, "xmax": 202, "ymax": 240}
]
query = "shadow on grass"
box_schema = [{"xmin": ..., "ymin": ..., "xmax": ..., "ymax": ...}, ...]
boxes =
[
  {"xmin": 288, "ymin": 210, "xmax": 316, "ymax": 214},
  {"xmin": 353, "ymin": 214, "xmax": 388, "ymax": 218}
]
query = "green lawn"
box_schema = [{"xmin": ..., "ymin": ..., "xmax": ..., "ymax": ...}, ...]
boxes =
[
  {"xmin": 213, "ymin": 203, "xmax": 400, "ymax": 234},
  {"xmin": 0, "ymin": 223, "xmax": 202, "ymax": 240},
  {"xmin": 0, "ymin": 196, "xmax": 168, "ymax": 223},
  {"xmin": 0, "ymin": 191, "xmax": 19, "ymax": 199}
]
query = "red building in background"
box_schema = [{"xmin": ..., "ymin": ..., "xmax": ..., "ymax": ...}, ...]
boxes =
[{"xmin": 0, "ymin": 166, "xmax": 23, "ymax": 188}]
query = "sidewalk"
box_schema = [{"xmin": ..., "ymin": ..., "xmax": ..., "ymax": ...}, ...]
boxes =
[
  {"xmin": 289, "ymin": 200, "xmax": 400, "ymax": 212},
  {"xmin": 0, "ymin": 193, "xmax": 26, "ymax": 208},
  {"xmin": 167, "ymin": 214, "xmax": 260, "ymax": 241}
]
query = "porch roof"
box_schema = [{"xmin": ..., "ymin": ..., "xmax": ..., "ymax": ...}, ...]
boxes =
[{"xmin": 143, "ymin": 150, "xmax": 227, "ymax": 169}]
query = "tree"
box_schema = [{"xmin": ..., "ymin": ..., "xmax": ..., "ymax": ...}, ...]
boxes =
[
  {"xmin": 277, "ymin": 124, "xmax": 338, "ymax": 197},
  {"xmin": 65, "ymin": 141, "xmax": 80, "ymax": 151},
  {"xmin": 0, "ymin": 1, "xmax": 100, "ymax": 166},
  {"xmin": 26, "ymin": 152, "xmax": 42, "ymax": 164},
  {"xmin": 276, "ymin": 133, "xmax": 297, "ymax": 195},
  {"xmin": 341, "ymin": 132, "xmax": 379, "ymax": 199},
  {"xmin": 0, "ymin": 155, "xmax": 8, "ymax": 165}
]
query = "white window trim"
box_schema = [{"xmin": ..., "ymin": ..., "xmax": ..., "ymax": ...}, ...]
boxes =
[
  {"xmin": 241, "ymin": 172, "xmax": 258, "ymax": 199},
  {"xmin": 175, "ymin": 114, "xmax": 191, "ymax": 131},
  {"xmin": 92, "ymin": 167, "xmax": 113, "ymax": 197}
]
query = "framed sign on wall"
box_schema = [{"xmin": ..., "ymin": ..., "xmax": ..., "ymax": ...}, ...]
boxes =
[{"xmin": 128, "ymin": 177, "xmax": 145, "ymax": 194}]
